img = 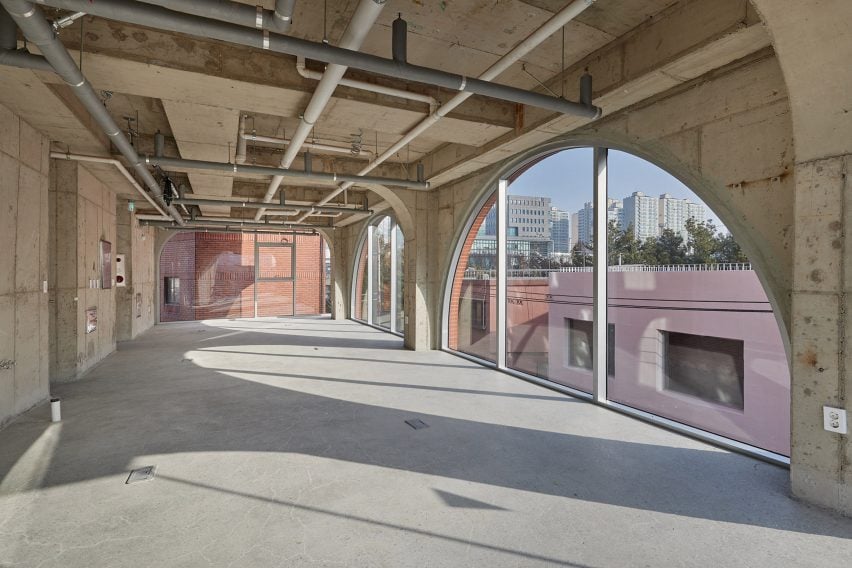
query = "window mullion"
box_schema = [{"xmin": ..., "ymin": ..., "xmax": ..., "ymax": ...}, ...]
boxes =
[{"xmin": 593, "ymin": 147, "xmax": 608, "ymax": 403}]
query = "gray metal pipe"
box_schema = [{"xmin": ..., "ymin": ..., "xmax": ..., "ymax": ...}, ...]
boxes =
[
  {"xmin": 146, "ymin": 156, "xmax": 430, "ymax": 190},
  {"xmin": 392, "ymin": 14, "xmax": 406, "ymax": 63},
  {"xmin": 143, "ymin": 218, "xmax": 318, "ymax": 229},
  {"xmin": 0, "ymin": 0, "xmax": 185, "ymax": 225},
  {"xmin": 0, "ymin": 6, "xmax": 53, "ymax": 70},
  {"xmin": 32, "ymin": 0, "xmax": 600, "ymax": 118},
  {"xmin": 141, "ymin": 222, "xmax": 318, "ymax": 235},
  {"xmin": 138, "ymin": 0, "xmax": 293, "ymax": 33},
  {"xmin": 173, "ymin": 197, "xmax": 368, "ymax": 215},
  {"xmin": 0, "ymin": 6, "xmax": 16, "ymax": 49},
  {"xmin": 273, "ymin": 0, "xmax": 296, "ymax": 31},
  {"xmin": 0, "ymin": 47, "xmax": 53, "ymax": 70}
]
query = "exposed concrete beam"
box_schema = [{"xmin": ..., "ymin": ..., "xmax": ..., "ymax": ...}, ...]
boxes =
[
  {"xmin": 161, "ymin": 100, "xmax": 239, "ymax": 215},
  {"xmin": 45, "ymin": 18, "xmax": 516, "ymax": 143},
  {"xmin": 421, "ymin": 0, "xmax": 770, "ymax": 187}
]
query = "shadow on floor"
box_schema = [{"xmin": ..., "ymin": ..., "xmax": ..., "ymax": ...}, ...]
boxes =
[
  {"xmin": 157, "ymin": 474, "xmax": 592, "ymax": 567},
  {"xmin": 2, "ymin": 320, "xmax": 851, "ymax": 542},
  {"xmin": 199, "ymin": 348, "xmax": 489, "ymax": 371}
]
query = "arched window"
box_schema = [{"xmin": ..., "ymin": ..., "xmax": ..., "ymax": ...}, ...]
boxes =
[
  {"xmin": 445, "ymin": 147, "xmax": 790, "ymax": 459},
  {"xmin": 352, "ymin": 216, "xmax": 405, "ymax": 335}
]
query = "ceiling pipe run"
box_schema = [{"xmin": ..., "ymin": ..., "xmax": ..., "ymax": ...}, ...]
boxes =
[
  {"xmin": 140, "ymin": 217, "xmax": 323, "ymax": 230},
  {"xmin": 0, "ymin": 0, "xmax": 185, "ymax": 225},
  {"xmin": 296, "ymin": 0, "xmax": 598, "ymax": 221},
  {"xmin": 254, "ymin": 0, "xmax": 386, "ymax": 221},
  {"xmin": 241, "ymin": 129, "xmax": 374, "ymax": 158},
  {"xmin": 51, "ymin": 152, "xmax": 170, "ymax": 218},
  {"xmin": 145, "ymin": 155, "xmax": 429, "ymax": 190},
  {"xmin": 144, "ymin": 226, "xmax": 319, "ymax": 236},
  {"xmin": 30, "ymin": 0, "xmax": 600, "ymax": 117},
  {"xmin": 172, "ymin": 196, "xmax": 369, "ymax": 215},
  {"xmin": 295, "ymin": 56, "xmax": 438, "ymax": 110},
  {"xmin": 0, "ymin": 7, "xmax": 53, "ymax": 70},
  {"xmin": 137, "ymin": 0, "xmax": 295, "ymax": 33}
]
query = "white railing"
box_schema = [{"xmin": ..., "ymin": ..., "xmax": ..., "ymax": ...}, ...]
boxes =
[{"xmin": 463, "ymin": 263, "xmax": 752, "ymax": 280}]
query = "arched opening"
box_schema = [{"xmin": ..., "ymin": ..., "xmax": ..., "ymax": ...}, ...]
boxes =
[
  {"xmin": 351, "ymin": 215, "xmax": 405, "ymax": 335},
  {"xmin": 444, "ymin": 146, "xmax": 791, "ymax": 459},
  {"xmin": 158, "ymin": 231, "xmax": 330, "ymax": 322}
]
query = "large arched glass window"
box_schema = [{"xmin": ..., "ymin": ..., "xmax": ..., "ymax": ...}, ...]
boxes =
[
  {"xmin": 352, "ymin": 215, "xmax": 405, "ymax": 335},
  {"xmin": 445, "ymin": 147, "xmax": 790, "ymax": 460}
]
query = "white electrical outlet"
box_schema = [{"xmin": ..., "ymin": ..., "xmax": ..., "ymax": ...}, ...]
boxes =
[{"xmin": 823, "ymin": 406, "xmax": 848, "ymax": 434}]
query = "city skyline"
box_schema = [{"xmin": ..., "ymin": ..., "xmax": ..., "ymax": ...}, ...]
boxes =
[{"xmin": 508, "ymin": 148, "xmax": 726, "ymax": 230}]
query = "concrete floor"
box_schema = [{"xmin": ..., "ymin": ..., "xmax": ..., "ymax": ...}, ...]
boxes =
[{"xmin": 0, "ymin": 317, "xmax": 850, "ymax": 567}]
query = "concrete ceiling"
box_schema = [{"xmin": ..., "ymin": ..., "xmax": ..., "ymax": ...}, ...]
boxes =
[{"xmin": 0, "ymin": 0, "xmax": 766, "ymax": 228}]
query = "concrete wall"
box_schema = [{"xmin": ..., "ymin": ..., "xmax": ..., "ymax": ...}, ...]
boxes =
[
  {"xmin": 0, "ymin": 103, "xmax": 50, "ymax": 428},
  {"xmin": 750, "ymin": 0, "xmax": 852, "ymax": 517},
  {"xmin": 49, "ymin": 161, "xmax": 118, "ymax": 382},
  {"xmin": 116, "ymin": 203, "xmax": 156, "ymax": 341}
]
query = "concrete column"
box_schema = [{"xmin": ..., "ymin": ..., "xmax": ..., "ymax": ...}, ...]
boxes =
[
  {"xmin": 329, "ymin": 229, "xmax": 349, "ymax": 320},
  {"xmin": 49, "ymin": 160, "xmax": 81, "ymax": 381},
  {"xmin": 116, "ymin": 202, "xmax": 133, "ymax": 341},
  {"xmin": 403, "ymin": 191, "xmax": 433, "ymax": 351},
  {"xmin": 789, "ymin": 154, "xmax": 852, "ymax": 515}
]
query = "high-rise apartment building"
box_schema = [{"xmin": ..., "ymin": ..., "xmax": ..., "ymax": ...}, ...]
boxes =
[
  {"xmin": 623, "ymin": 191, "xmax": 660, "ymax": 240},
  {"xmin": 575, "ymin": 199, "xmax": 623, "ymax": 246},
  {"xmin": 658, "ymin": 193, "xmax": 706, "ymax": 239}
]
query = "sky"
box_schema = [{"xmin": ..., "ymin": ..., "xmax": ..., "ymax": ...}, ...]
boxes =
[{"xmin": 507, "ymin": 148, "xmax": 726, "ymax": 230}]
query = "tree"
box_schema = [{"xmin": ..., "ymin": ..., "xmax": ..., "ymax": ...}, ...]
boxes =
[
  {"xmin": 685, "ymin": 218, "xmax": 718, "ymax": 264},
  {"xmin": 608, "ymin": 221, "xmax": 643, "ymax": 265},
  {"xmin": 571, "ymin": 242, "xmax": 592, "ymax": 266},
  {"xmin": 716, "ymin": 233, "xmax": 749, "ymax": 263},
  {"xmin": 650, "ymin": 229, "xmax": 688, "ymax": 265}
]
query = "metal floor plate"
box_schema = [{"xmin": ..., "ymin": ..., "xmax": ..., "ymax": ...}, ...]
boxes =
[{"xmin": 126, "ymin": 466, "xmax": 156, "ymax": 484}]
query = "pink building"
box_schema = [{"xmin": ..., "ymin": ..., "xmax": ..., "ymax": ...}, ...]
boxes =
[{"xmin": 455, "ymin": 269, "xmax": 790, "ymax": 455}]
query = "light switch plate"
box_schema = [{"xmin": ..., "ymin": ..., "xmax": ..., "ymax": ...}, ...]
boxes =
[{"xmin": 823, "ymin": 406, "xmax": 848, "ymax": 434}]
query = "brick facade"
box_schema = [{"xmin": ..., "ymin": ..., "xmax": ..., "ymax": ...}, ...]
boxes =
[
  {"xmin": 447, "ymin": 193, "xmax": 497, "ymax": 352},
  {"xmin": 159, "ymin": 232, "xmax": 326, "ymax": 322}
]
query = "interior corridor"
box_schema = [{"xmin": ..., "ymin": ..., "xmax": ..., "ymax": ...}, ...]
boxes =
[{"xmin": 1, "ymin": 318, "xmax": 850, "ymax": 567}]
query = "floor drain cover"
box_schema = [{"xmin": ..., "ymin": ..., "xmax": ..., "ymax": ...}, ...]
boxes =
[
  {"xmin": 126, "ymin": 466, "xmax": 156, "ymax": 484},
  {"xmin": 405, "ymin": 419, "xmax": 429, "ymax": 430}
]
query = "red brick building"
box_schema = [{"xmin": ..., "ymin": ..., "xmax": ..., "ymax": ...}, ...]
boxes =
[{"xmin": 160, "ymin": 232, "xmax": 327, "ymax": 322}]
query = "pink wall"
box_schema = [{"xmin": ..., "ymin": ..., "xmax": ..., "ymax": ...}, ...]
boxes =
[
  {"xmin": 453, "ymin": 270, "xmax": 791, "ymax": 455},
  {"xmin": 547, "ymin": 270, "xmax": 790, "ymax": 455}
]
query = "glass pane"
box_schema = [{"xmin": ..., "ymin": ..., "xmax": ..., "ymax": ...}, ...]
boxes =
[
  {"xmin": 294, "ymin": 234, "xmax": 326, "ymax": 316},
  {"xmin": 449, "ymin": 194, "xmax": 497, "ymax": 362},
  {"xmin": 605, "ymin": 149, "xmax": 790, "ymax": 455},
  {"xmin": 159, "ymin": 232, "xmax": 327, "ymax": 322},
  {"xmin": 354, "ymin": 232, "xmax": 369, "ymax": 321},
  {"xmin": 372, "ymin": 217, "xmax": 392, "ymax": 329},
  {"xmin": 257, "ymin": 245, "xmax": 292, "ymax": 280},
  {"xmin": 505, "ymin": 148, "xmax": 595, "ymax": 393},
  {"xmin": 395, "ymin": 223, "xmax": 405, "ymax": 332}
]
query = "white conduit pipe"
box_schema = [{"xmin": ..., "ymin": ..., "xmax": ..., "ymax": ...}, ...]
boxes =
[
  {"xmin": 296, "ymin": 56, "xmax": 438, "ymax": 110},
  {"xmin": 235, "ymin": 114, "xmax": 247, "ymax": 164},
  {"xmin": 240, "ymin": 131, "xmax": 374, "ymax": 158},
  {"xmin": 296, "ymin": 0, "xmax": 596, "ymax": 221},
  {"xmin": 50, "ymin": 152, "xmax": 170, "ymax": 218},
  {"xmin": 254, "ymin": 0, "xmax": 386, "ymax": 221}
]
